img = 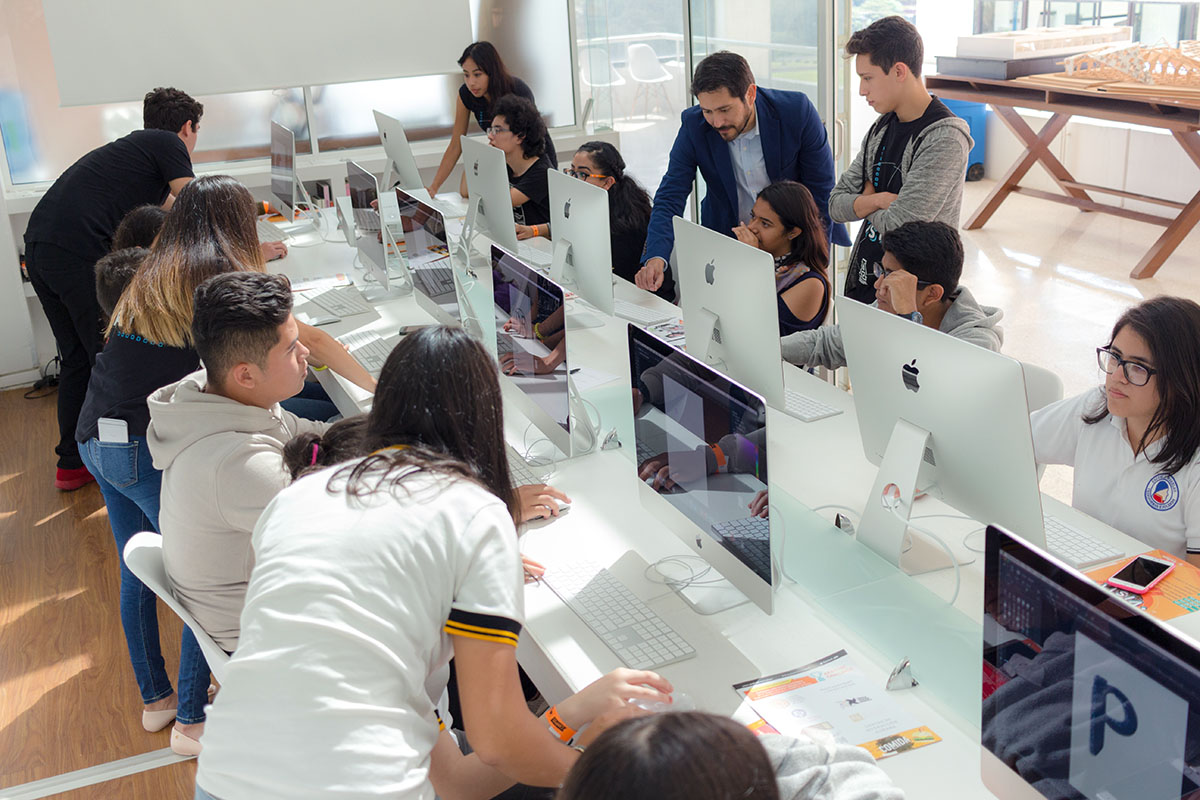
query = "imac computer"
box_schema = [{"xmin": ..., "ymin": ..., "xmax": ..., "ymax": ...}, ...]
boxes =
[
  {"xmin": 373, "ymin": 110, "xmax": 424, "ymax": 192},
  {"xmin": 673, "ymin": 216, "xmax": 789, "ymax": 410},
  {"xmin": 491, "ymin": 245, "xmax": 596, "ymax": 457},
  {"xmin": 629, "ymin": 323, "xmax": 775, "ymax": 614},
  {"xmin": 461, "ymin": 136, "xmax": 520, "ymax": 256},
  {"xmin": 982, "ymin": 525, "xmax": 1200, "ymax": 800},
  {"xmin": 346, "ymin": 161, "xmax": 382, "ymax": 232},
  {"xmin": 838, "ymin": 300, "xmax": 1044, "ymax": 574},
  {"xmin": 395, "ymin": 187, "xmax": 486, "ymax": 341},
  {"xmin": 353, "ymin": 223, "xmax": 411, "ymax": 301},
  {"xmin": 546, "ymin": 168, "xmax": 613, "ymax": 324},
  {"xmin": 268, "ymin": 122, "xmax": 315, "ymax": 232}
]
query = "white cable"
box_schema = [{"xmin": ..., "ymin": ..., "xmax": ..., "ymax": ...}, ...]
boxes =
[
  {"xmin": 810, "ymin": 504, "xmax": 861, "ymax": 525},
  {"xmin": 570, "ymin": 394, "xmax": 603, "ymax": 454},
  {"xmin": 286, "ymin": 203, "xmax": 325, "ymax": 248},
  {"xmin": 886, "ymin": 501, "xmax": 961, "ymax": 606}
]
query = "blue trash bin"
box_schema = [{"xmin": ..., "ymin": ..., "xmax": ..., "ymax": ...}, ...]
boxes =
[{"xmin": 941, "ymin": 97, "xmax": 988, "ymax": 181}]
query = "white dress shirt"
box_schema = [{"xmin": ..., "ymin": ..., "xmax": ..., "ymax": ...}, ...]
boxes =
[
  {"xmin": 1031, "ymin": 388, "xmax": 1200, "ymax": 558},
  {"xmin": 729, "ymin": 121, "xmax": 769, "ymax": 227}
]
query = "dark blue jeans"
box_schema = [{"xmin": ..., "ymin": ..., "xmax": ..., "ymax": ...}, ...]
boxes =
[
  {"xmin": 280, "ymin": 379, "xmax": 341, "ymax": 422},
  {"xmin": 79, "ymin": 436, "xmax": 210, "ymax": 724}
]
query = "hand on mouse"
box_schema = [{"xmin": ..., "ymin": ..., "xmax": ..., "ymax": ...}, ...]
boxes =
[
  {"xmin": 516, "ymin": 483, "xmax": 571, "ymax": 522},
  {"xmin": 553, "ymin": 668, "xmax": 674, "ymax": 732}
]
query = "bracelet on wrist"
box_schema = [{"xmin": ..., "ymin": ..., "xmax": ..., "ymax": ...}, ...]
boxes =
[{"xmin": 545, "ymin": 705, "xmax": 577, "ymax": 743}]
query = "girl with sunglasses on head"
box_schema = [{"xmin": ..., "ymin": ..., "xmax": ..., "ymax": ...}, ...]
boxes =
[
  {"xmin": 518, "ymin": 141, "xmax": 676, "ymax": 303},
  {"xmin": 1031, "ymin": 296, "xmax": 1200, "ymax": 563}
]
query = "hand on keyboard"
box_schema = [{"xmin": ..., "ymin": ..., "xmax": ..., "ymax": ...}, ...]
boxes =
[
  {"xmin": 522, "ymin": 555, "xmax": 546, "ymax": 584},
  {"xmin": 517, "ymin": 483, "xmax": 572, "ymax": 522},
  {"xmin": 261, "ymin": 241, "xmax": 288, "ymax": 262}
]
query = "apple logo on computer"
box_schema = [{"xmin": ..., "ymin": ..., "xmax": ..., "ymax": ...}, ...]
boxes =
[
  {"xmin": 902, "ymin": 359, "xmax": 920, "ymax": 392},
  {"xmin": 564, "ymin": 199, "xmax": 571, "ymax": 219},
  {"xmin": 704, "ymin": 260, "xmax": 716, "ymax": 285}
]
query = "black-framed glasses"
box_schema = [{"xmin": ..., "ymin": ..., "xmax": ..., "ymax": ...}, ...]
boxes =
[
  {"xmin": 872, "ymin": 261, "xmax": 931, "ymax": 289},
  {"xmin": 563, "ymin": 167, "xmax": 610, "ymax": 181},
  {"xmin": 1097, "ymin": 347, "xmax": 1157, "ymax": 386}
]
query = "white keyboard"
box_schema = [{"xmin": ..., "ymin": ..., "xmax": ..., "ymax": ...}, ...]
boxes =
[
  {"xmin": 305, "ymin": 286, "xmax": 373, "ymax": 318},
  {"xmin": 712, "ymin": 516, "xmax": 771, "ymax": 578},
  {"xmin": 1043, "ymin": 514, "xmax": 1124, "ymax": 570},
  {"xmin": 518, "ymin": 244, "xmax": 554, "ymax": 270},
  {"xmin": 256, "ymin": 218, "xmax": 287, "ymax": 243},
  {"xmin": 541, "ymin": 558, "xmax": 697, "ymax": 671},
  {"xmin": 337, "ymin": 331, "xmax": 394, "ymax": 376},
  {"xmin": 783, "ymin": 389, "xmax": 843, "ymax": 423},
  {"xmin": 506, "ymin": 446, "xmax": 550, "ymax": 486},
  {"xmin": 613, "ymin": 299, "xmax": 676, "ymax": 326},
  {"xmin": 353, "ymin": 207, "xmax": 382, "ymax": 232}
]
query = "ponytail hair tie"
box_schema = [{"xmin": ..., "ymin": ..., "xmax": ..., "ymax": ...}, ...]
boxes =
[{"xmin": 310, "ymin": 442, "xmax": 320, "ymax": 466}]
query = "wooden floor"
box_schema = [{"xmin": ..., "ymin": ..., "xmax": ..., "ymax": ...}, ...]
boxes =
[{"xmin": 0, "ymin": 388, "xmax": 197, "ymax": 797}]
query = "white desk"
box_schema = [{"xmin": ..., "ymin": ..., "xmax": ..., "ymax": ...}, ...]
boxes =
[{"xmin": 272, "ymin": 210, "xmax": 1200, "ymax": 800}]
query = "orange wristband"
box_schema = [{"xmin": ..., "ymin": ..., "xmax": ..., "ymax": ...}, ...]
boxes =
[
  {"xmin": 545, "ymin": 705, "xmax": 576, "ymax": 742},
  {"xmin": 710, "ymin": 443, "xmax": 727, "ymax": 470},
  {"xmin": 532, "ymin": 224, "xmax": 540, "ymax": 237}
]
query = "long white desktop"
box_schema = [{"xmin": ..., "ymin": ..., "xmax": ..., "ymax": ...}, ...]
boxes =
[{"xmin": 271, "ymin": 204, "xmax": 1198, "ymax": 800}]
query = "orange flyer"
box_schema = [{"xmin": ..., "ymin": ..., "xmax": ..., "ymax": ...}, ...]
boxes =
[{"xmin": 1085, "ymin": 549, "xmax": 1200, "ymax": 621}]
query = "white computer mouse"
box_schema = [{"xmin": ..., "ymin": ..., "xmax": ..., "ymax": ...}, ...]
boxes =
[{"xmin": 630, "ymin": 691, "xmax": 695, "ymax": 714}]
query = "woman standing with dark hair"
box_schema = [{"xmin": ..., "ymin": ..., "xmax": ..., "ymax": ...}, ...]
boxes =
[
  {"xmin": 531, "ymin": 141, "xmax": 676, "ymax": 303},
  {"xmin": 733, "ymin": 180, "xmax": 831, "ymax": 335},
  {"xmin": 194, "ymin": 326, "xmax": 623, "ymax": 799},
  {"xmin": 427, "ymin": 41, "xmax": 557, "ymax": 197},
  {"xmin": 1032, "ymin": 296, "xmax": 1200, "ymax": 563}
]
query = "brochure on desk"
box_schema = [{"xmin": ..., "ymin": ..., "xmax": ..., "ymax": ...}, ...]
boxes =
[
  {"xmin": 733, "ymin": 649, "xmax": 941, "ymax": 760},
  {"xmin": 1086, "ymin": 549, "xmax": 1200, "ymax": 621}
]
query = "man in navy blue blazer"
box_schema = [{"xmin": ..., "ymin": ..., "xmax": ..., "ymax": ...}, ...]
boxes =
[{"xmin": 635, "ymin": 52, "xmax": 849, "ymax": 293}]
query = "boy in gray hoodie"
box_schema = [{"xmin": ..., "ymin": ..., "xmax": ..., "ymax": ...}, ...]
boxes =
[
  {"xmin": 148, "ymin": 272, "xmax": 329, "ymax": 654},
  {"xmin": 782, "ymin": 221, "xmax": 1002, "ymax": 370},
  {"xmin": 836, "ymin": 16, "xmax": 973, "ymax": 304}
]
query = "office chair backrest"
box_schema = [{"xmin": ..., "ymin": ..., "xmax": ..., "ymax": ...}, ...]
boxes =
[
  {"xmin": 124, "ymin": 531, "xmax": 231, "ymax": 684},
  {"xmin": 627, "ymin": 43, "xmax": 670, "ymax": 81},
  {"xmin": 1021, "ymin": 361, "xmax": 1065, "ymax": 414}
]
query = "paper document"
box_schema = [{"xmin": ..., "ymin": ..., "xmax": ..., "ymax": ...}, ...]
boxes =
[
  {"xmin": 1087, "ymin": 549, "xmax": 1200, "ymax": 621},
  {"xmin": 734, "ymin": 650, "xmax": 941, "ymax": 760}
]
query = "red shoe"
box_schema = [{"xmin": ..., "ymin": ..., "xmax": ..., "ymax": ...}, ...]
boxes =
[{"xmin": 55, "ymin": 466, "xmax": 95, "ymax": 491}]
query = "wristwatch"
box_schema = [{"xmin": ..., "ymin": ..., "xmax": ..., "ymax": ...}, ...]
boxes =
[{"xmin": 899, "ymin": 310, "xmax": 923, "ymax": 324}]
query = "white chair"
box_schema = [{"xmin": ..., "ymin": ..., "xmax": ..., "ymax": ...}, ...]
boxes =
[
  {"xmin": 124, "ymin": 531, "xmax": 231, "ymax": 684},
  {"xmin": 1021, "ymin": 361, "xmax": 1064, "ymax": 414},
  {"xmin": 580, "ymin": 46, "xmax": 626, "ymax": 122},
  {"xmin": 626, "ymin": 43, "xmax": 674, "ymax": 118},
  {"xmin": 1021, "ymin": 361, "xmax": 1064, "ymax": 481}
]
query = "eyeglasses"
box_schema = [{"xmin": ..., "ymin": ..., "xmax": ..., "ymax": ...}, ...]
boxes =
[
  {"xmin": 1097, "ymin": 347, "xmax": 1157, "ymax": 387},
  {"xmin": 563, "ymin": 167, "xmax": 610, "ymax": 181},
  {"xmin": 872, "ymin": 261, "xmax": 931, "ymax": 289},
  {"xmin": 485, "ymin": 126, "xmax": 510, "ymax": 135}
]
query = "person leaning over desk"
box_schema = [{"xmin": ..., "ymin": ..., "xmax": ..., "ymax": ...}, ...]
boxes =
[
  {"xmin": 427, "ymin": 41, "xmax": 558, "ymax": 197},
  {"xmin": 780, "ymin": 221, "xmax": 1002, "ymax": 370},
  {"xmin": 634, "ymin": 51, "xmax": 848, "ymax": 294},
  {"xmin": 1032, "ymin": 296, "xmax": 1200, "ymax": 566}
]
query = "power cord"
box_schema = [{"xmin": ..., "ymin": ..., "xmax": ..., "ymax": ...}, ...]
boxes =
[
  {"xmin": 24, "ymin": 355, "xmax": 61, "ymax": 400},
  {"xmin": 886, "ymin": 502, "xmax": 961, "ymax": 606}
]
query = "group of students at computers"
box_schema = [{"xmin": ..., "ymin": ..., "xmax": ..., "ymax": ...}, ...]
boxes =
[{"xmin": 21, "ymin": 15, "xmax": 1200, "ymax": 800}]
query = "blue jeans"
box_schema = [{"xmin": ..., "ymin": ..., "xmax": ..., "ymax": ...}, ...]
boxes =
[
  {"xmin": 79, "ymin": 436, "xmax": 210, "ymax": 724},
  {"xmin": 194, "ymin": 784, "xmax": 222, "ymax": 800},
  {"xmin": 280, "ymin": 379, "xmax": 341, "ymax": 422}
]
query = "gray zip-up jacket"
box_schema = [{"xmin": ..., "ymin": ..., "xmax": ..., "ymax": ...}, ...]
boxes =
[
  {"xmin": 833, "ymin": 112, "xmax": 973, "ymax": 291},
  {"xmin": 780, "ymin": 287, "xmax": 1003, "ymax": 370}
]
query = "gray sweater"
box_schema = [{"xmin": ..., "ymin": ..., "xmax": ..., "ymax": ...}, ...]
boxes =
[
  {"xmin": 780, "ymin": 287, "xmax": 1003, "ymax": 370},
  {"xmin": 832, "ymin": 113, "xmax": 972, "ymax": 291},
  {"xmin": 763, "ymin": 733, "xmax": 906, "ymax": 800}
]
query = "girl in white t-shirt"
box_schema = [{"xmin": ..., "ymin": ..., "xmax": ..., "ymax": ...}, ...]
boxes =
[
  {"xmin": 195, "ymin": 326, "xmax": 668, "ymax": 800},
  {"xmin": 1031, "ymin": 296, "xmax": 1200, "ymax": 563}
]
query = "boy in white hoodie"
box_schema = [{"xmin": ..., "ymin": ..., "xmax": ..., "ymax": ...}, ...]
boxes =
[{"xmin": 148, "ymin": 272, "xmax": 329, "ymax": 661}]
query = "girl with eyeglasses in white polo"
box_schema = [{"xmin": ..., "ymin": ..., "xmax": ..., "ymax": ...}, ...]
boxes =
[{"xmin": 1031, "ymin": 296, "xmax": 1200, "ymax": 564}]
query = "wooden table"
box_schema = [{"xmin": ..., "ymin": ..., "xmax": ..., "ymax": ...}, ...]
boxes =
[{"xmin": 926, "ymin": 73, "xmax": 1200, "ymax": 279}]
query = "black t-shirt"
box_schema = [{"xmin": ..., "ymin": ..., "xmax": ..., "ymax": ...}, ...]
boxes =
[
  {"xmin": 844, "ymin": 97, "xmax": 955, "ymax": 304},
  {"xmin": 25, "ymin": 129, "xmax": 194, "ymax": 264},
  {"xmin": 458, "ymin": 77, "xmax": 558, "ymax": 165},
  {"xmin": 508, "ymin": 156, "xmax": 552, "ymax": 227},
  {"xmin": 76, "ymin": 330, "xmax": 200, "ymax": 442},
  {"xmin": 611, "ymin": 224, "xmax": 675, "ymax": 302}
]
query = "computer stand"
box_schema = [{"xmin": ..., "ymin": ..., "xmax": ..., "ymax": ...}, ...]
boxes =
[
  {"xmin": 856, "ymin": 419, "xmax": 974, "ymax": 576},
  {"xmin": 568, "ymin": 372, "xmax": 601, "ymax": 456},
  {"xmin": 652, "ymin": 557, "xmax": 749, "ymax": 615},
  {"xmin": 549, "ymin": 239, "xmax": 606, "ymax": 330}
]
